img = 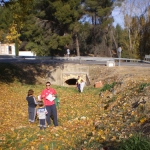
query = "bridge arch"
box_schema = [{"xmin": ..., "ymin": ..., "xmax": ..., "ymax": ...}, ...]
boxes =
[
  {"xmin": 46, "ymin": 64, "xmax": 90, "ymax": 86},
  {"xmin": 63, "ymin": 73, "xmax": 90, "ymax": 86},
  {"xmin": 65, "ymin": 78, "xmax": 77, "ymax": 85}
]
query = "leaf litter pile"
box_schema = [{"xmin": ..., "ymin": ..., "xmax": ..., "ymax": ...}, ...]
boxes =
[{"xmin": 0, "ymin": 72, "xmax": 150, "ymax": 149}]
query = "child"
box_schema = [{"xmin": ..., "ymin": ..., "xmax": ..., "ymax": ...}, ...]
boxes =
[
  {"xmin": 37, "ymin": 101, "xmax": 48, "ymax": 130},
  {"xmin": 26, "ymin": 89, "xmax": 38, "ymax": 123},
  {"xmin": 76, "ymin": 76, "xmax": 82, "ymax": 92},
  {"xmin": 80, "ymin": 79, "xmax": 85, "ymax": 92}
]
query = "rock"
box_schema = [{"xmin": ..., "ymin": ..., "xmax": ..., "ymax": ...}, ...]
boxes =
[
  {"xmin": 94, "ymin": 81, "xmax": 103, "ymax": 88},
  {"xmin": 132, "ymin": 97, "xmax": 146, "ymax": 108}
]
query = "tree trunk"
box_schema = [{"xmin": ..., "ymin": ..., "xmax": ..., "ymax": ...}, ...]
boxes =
[
  {"xmin": 75, "ymin": 34, "xmax": 80, "ymax": 56},
  {"xmin": 15, "ymin": 38, "xmax": 19, "ymax": 56},
  {"xmin": 128, "ymin": 28, "xmax": 132, "ymax": 57},
  {"xmin": 111, "ymin": 30, "xmax": 118, "ymax": 50},
  {"xmin": 108, "ymin": 47, "xmax": 112, "ymax": 57}
]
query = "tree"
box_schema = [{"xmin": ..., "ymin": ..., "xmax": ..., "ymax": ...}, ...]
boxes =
[
  {"xmin": 77, "ymin": 22, "xmax": 91, "ymax": 56},
  {"xmin": 114, "ymin": 24, "xmax": 129, "ymax": 58},
  {"xmin": 138, "ymin": 8, "xmax": 150, "ymax": 59},
  {"xmin": 122, "ymin": 0, "xmax": 150, "ymax": 58},
  {"xmin": 20, "ymin": 0, "xmax": 83, "ymax": 56},
  {"xmin": 81, "ymin": 0, "xmax": 114, "ymax": 56},
  {"xmin": 0, "ymin": 5, "xmax": 14, "ymax": 42},
  {"xmin": 0, "ymin": 0, "xmax": 35, "ymax": 55}
]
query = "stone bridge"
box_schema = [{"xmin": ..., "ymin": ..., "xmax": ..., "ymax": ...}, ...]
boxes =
[{"xmin": 46, "ymin": 64, "xmax": 90, "ymax": 86}]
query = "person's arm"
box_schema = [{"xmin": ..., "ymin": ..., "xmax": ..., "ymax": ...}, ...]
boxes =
[
  {"xmin": 40, "ymin": 90, "xmax": 47, "ymax": 103},
  {"xmin": 26, "ymin": 96, "xmax": 28, "ymax": 101},
  {"xmin": 40, "ymin": 90, "xmax": 46, "ymax": 106},
  {"xmin": 33, "ymin": 97, "xmax": 38, "ymax": 105},
  {"xmin": 76, "ymin": 79, "xmax": 78, "ymax": 85},
  {"xmin": 45, "ymin": 108, "xmax": 48, "ymax": 114},
  {"xmin": 40, "ymin": 90, "xmax": 45, "ymax": 99},
  {"xmin": 52, "ymin": 89, "xmax": 57, "ymax": 97},
  {"xmin": 54, "ymin": 94, "xmax": 58, "ymax": 98}
]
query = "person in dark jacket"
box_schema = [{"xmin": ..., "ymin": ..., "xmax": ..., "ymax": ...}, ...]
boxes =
[{"xmin": 26, "ymin": 89, "xmax": 38, "ymax": 123}]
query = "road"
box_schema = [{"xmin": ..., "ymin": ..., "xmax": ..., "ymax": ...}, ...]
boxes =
[{"xmin": 0, "ymin": 57, "xmax": 150, "ymax": 67}]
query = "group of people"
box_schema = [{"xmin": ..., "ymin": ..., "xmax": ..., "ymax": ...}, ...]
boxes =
[
  {"xmin": 26, "ymin": 76, "xmax": 85, "ymax": 130},
  {"xmin": 26, "ymin": 81, "xmax": 58, "ymax": 130}
]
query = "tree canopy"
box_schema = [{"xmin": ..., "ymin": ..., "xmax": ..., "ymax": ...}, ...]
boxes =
[{"xmin": 0, "ymin": 0, "xmax": 150, "ymax": 58}]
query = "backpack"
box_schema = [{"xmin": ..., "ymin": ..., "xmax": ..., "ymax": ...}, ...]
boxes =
[{"xmin": 54, "ymin": 96, "xmax": 60, "ymax": 108}]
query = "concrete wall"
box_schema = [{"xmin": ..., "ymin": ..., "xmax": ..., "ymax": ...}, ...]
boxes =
[
  {"xmin": 46, "ymin": 64, "xmax": 89, "ymax": 86},
  {"xmin": 46, "ymin": 66, "xmax": 62, "ymax": 86}
]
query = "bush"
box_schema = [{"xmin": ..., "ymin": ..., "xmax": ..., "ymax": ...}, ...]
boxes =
[
  {"xmin": 117, "ymin": 133, "xmax": 150, "ymax": 150},
  {"xmin": 139, "ymin": 83, "xmax": 150, "ymax": 92},
  {"xmin": 100, "ymin": 82, "xmax": 117, "ymax": 92}
]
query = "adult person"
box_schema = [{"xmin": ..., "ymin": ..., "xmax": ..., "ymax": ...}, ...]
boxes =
[
  {"xmin": 76, "ymin": 76, "xmax": 82, "ymax": 92},
  {"xmin": 117, "ymin": 45, "xmax": 122, "ymax": 58},
  {"xmin": 40, "ymin": 81, "xmax": 58, "ymax": 127},
  {"xmin": 117, "ymin": 44, "xmax": 122, "ymax": 66},
  {"xmin": 67, "ymin": 48, "xmax": 70, "ymax": 57}
]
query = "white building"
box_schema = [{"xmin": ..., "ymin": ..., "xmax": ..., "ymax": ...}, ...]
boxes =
[
  {"xmin": 0, "ymin": 43, "xmax": 36, "ymax": 56},
  {"xmin": 0, "ymin": 43, "xmax": 16, "ymax": 55}
]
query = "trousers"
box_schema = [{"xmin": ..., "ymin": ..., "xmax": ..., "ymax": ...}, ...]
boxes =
[
  {"xmin": 46, "ymin": 104, "xmax": 58, "ymax": 126},
  {"xmin": 28, "ymin": 107, "xmax": 36, "ymax": 122}
]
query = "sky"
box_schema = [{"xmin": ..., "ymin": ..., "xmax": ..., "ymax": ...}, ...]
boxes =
[
  {"xmin": 112, "ymin": 6, "xmax": 125, "ymax": 28},
  {"xmin": 112, "ymin": 0, "xmax": 150, "ymax": 28}
]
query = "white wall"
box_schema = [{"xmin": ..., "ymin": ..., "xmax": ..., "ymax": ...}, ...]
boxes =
[
  {"xmin": 0, "ymin": 43, "xmax": 36, "ymax": 56},
  {"xmin": 0, "ymin": 43, "xmax": 15, "ymax": 55},
  {"xmin": 19, "ymin": 51, "xmax": 36, "ymax": 56}
]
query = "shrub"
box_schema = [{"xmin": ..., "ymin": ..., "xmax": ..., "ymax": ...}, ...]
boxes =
[
  {"xmin": 117, "ymin": 133, "xmax": 150, "ymax": 150},
  {"xmin": 100, "ymin": 82, "xmax": 117, "ymax": 92},
  {"xmin": 139, "ymin": 83, "xmax": 150, "ymax": 92}
]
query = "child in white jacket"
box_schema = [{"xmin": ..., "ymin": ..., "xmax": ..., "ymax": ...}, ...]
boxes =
[
  {"xmin": 80, "ymin": 79, "xmax": 85, "ymax": 92},
  {"xmin": 37, "ymin": 101, "xmax": 48, "ymax": 130}
]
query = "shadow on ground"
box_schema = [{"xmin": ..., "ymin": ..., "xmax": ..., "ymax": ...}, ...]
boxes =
[{"xmin": 0, "ymin": 63, "xmax": 61, "ymax": 84}]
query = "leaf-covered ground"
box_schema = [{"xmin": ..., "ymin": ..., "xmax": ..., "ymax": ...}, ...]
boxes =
[{"xmin": 0, "ymin": 65, "xmax": 150, "ymax": 150}]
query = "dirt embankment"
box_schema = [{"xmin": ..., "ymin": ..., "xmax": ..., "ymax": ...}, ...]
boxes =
[
  {"xmin": 89, "ymin": 65, "xmax": 150, "ymax": 137},
  {"xmin": 89, "ymin": 65, "xmax": 150, "ymax": 86}
]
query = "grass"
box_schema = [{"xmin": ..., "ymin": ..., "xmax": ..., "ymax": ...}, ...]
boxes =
[
  {"xmin": 100, "ymin": 82, "xmax": 117, "ymax": 92},
  {"xmin": 139, "ymin": 83, "xmax": 150, "ymax": 92},
  {"xmin": 117, "ymin": 133, "xmax": 150, "ymax": 150},
  {"xmin": 0, "ymin": 80, "xmax": 150, "ymax": 149}
]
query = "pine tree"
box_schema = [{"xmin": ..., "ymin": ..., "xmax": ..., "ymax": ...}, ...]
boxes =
[
  {"xmin": 82, "ymin": 0, "xmax": 114, "ymax": 56},
  {"xmin": 0, "ymin": 0, "xmax": 35, "ymax": 56},
  {"xmin": 20, "ymin": 0, "xmax": 83, "ymax": 56}
]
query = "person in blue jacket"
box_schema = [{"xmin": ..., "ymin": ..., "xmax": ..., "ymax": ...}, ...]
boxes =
[{"xmin": 26, "ymin": 89, "xmax": 38, "ymax": 123}]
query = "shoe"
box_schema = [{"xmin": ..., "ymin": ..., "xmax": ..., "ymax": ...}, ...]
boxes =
[
  {"xmin": 29, "ymin": 122, "xmax": 34, "ymax": 125},
  {"xmin": 51, "ymin": 126, "xmax": 58, "ymax": 132}
]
